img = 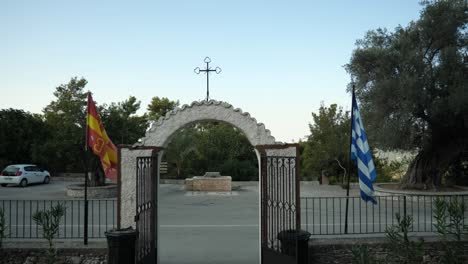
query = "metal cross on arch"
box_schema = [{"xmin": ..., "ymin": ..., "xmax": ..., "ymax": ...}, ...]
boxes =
[{"xmin": 194, "ymin": 57, "xmax": 222, "ymax": 101}]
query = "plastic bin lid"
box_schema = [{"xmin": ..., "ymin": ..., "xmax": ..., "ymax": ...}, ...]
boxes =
[
  {"xmin": 105, "ymin": 227, "xmax": 138, "ymax": 237},
  {"xmin": 277, "ymin": 229, "xmax": 311, "ymax": 240}
]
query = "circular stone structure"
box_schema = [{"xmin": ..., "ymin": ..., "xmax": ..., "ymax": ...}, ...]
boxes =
[
  {"xmin": 374, "ymin": 183, "xmax": 468, "ymax": 201},
  {"xmin": 67, "ymin": 183, "xmax": 117, "ymax": 199}
]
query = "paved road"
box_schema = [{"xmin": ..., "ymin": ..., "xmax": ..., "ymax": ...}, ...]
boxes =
[{"xmin": 0, "ymin": 180, "xmax": 72, "ymax": 200}]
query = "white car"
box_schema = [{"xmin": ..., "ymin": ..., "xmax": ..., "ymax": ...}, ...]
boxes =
[{"xmin": 0, "ymin": 164, "xmax": 51, "ymax": 187}]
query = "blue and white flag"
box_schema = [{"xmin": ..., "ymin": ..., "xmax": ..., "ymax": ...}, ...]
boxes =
[{"xmin": 351, "ymin": 94, "xmax": 377, "ymax": 204}]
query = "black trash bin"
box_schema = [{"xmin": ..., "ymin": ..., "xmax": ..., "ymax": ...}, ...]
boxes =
[
  {"xmin": 277, "ymin": 229, "xmax": 311, "ymax": 264},
  {"xmin": 105, "ymin": 227, "xmax": 138, "ymax": 264}
]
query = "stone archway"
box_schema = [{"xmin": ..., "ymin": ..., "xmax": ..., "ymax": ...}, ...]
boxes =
[
  {"xmin": 118, "ymin": 100, "xmax": 300, "ymax": 264},
  {"xmin": 141, "ymin": 100, "xmax": 277, "ymax": 148}
]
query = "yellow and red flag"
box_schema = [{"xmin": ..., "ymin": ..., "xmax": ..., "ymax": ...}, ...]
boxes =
[{"xmin": 86, "ymin": 93, "xmax": 118, "ymax": 181}]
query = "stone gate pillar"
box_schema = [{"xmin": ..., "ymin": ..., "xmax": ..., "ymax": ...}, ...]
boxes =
[{"xmin": 118, "ymin": 146, "xmax": 157, "ymax": 228}]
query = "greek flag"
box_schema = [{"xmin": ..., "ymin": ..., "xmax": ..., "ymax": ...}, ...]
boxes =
[{"xmin": 351, "ymin": 94, "xmax": 377, "ymax": 204}]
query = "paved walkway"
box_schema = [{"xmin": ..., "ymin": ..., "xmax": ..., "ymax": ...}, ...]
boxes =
[{"xmin": 158, "ymin": 182, "xmax": 360, "ymax": 264}]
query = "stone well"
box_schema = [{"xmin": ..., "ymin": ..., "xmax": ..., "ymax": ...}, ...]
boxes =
[{"xmin": 185, "ymin": 172, "xmax": 232, "ymax": 191}]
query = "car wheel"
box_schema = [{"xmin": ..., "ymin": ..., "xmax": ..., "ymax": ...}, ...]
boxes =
[
  {"xmin": 44, "ymin": 176, "xmax": 50, "ymax": 184},
  {"xmin": 1, "ymin": 184, "xmax": 6, "ymax": 187},
  {"xmin": 19, "ymin": 179, "xmax": 28, "ymax": 188}
]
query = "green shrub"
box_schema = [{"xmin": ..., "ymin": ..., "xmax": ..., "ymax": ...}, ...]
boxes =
[
  {"xmin": 33, "ymin": 203, "xmax": 65, "ymax": 264},
  {"xmin": 374, "ymin": 156, "xmax": 411, "ymax": 183},
  {"xmin": 220, "ymin": 159, "xmax": 257, "ymax": 181},
  {"xmin": 385, "ymin": 213, "xmax": 424, "ymax": 264},
  {"xmin": 351, "ymin": 244, "xmax": 383, "ymax": 264},
  {"xmin": 433, "ymin": 197, "xmax": 468, "ymax": 264}
]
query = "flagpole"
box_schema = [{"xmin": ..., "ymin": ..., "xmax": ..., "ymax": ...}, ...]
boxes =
[
  {"xmin": 344, "ymin": 83, "xmax": 355, "ymax": 234},
  {"xmin": 84, "ymin": 92, "xmax": 90, "ymax": 245}
]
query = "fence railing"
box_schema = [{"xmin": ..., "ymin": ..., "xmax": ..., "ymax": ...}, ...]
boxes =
[
  {"xmin": 300, "ymin": 195, "xmax": 468, "ymax": 235},
  {"xmin": 2, "ymin": 196, "xmax": 467, "ymax": 239},
  {"xmin": 0, "ymin": 199, "xmax": 117, "ymax": 239}
]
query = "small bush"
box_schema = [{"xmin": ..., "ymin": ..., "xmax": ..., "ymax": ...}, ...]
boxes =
[
  {"xmin": 385, "ymin": 213, "xmax": 424, "ymax": 264},
  {"xmin": 433, "ymin": 197, "xmax": 468, "ymax": 264},
  {"xmin": 33, "ymin": 203, "xmax": 65, "ymax": 264},
  {"xmin": 351, "ymin": 244, "xmax": 383, "ymax": 264}
]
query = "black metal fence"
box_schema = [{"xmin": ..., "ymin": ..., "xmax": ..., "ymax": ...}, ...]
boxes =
[
  {"xmin": 3, "ymin": 195, "xmax": 467, "ymax": 239},
  {"xmin": 0, "ymin": 199, "xmax": 117, "ymax": 239},
  {"xmin": 301, "ymin": 195, "xmax": 468, "ymax": 235}
]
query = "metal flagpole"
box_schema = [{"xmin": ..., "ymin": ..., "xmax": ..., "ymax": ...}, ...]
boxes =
[
  {"xmin": 84, "ymin": 92, "xmax": 90, "ymax": 245},
  {"xmin": 344, "ymin": 83, "xmax": 356, "ymax": 234}
]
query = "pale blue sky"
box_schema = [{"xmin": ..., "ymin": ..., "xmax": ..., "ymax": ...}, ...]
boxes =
[{"xmin": 1, "ymin": 0, "xmax": 423, "ymax": 142}]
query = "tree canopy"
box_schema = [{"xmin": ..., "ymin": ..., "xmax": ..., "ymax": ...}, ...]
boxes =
[
  {"xmin": 100, "ymin": 96, "xmax": 147, "ymax": 145},
  {"xmin": 38, "ymin": 77, "xmax": 88, "ymax": 173},
  {"xmin": 346, "ymin": 0, "xmax": 468, "ymax": 188},
  {"xmin": 0, "ymin": 109, "xmax": 48, "ymax": 170},
  {"xmin": 147, "ymin": 96, "xmax": 179, "ymax": 121},
  {"xmin": 30, "ymin": 77, "xmax": 149, "ymax": 182},
  {"xmin": 163, "ymin": 122, "xmax": 258, "ymax": 180},
  {"xmin": 301, "ymin": 103, "xmax": 350, "ymax": 181}
]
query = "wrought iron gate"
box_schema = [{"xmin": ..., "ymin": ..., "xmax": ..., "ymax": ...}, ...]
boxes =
[
  {"xmin": 261, "ymin": 154, "xmax": 300, "ymax": 264},
  {"xmin": 135, "ymin": 156, "xmax": 157, "ymax": 264}
]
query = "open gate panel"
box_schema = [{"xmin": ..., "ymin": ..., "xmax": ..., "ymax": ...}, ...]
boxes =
[
  {"xmin": 136, "ymin": 156, "xmax": 157, "ymax": 264},
  {"xmin": 261, "ymin": 155, "xmax": 299, "ymax": 264}
]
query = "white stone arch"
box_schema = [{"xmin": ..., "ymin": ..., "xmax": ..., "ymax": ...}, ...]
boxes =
[
  {"xmin": 118, "ymin": 100, "xmax": 298, "ymax": 264},
  {"xmin": 137, "ymin": 100, "xmax": 277, "ymax": 148}
]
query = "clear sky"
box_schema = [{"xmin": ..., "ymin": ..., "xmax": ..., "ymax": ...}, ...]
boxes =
[{"xmin": 1, "ymin": 0, "xmax": 423, "ymax": 143}]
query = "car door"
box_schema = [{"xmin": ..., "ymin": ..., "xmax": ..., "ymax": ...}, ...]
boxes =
[
  {"xmin": 36, "ymin": 166, "xmax": 46, "ymax": 183},
  {"xmin": 23, "ymin": 166, "xmax": 35, "ymax": 183},
  {"xmin": 31, "ymin": 166, "xmax": 42, "ymax": 183}
]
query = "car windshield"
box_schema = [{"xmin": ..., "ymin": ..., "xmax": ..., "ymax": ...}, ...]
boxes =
[
  {"xmin": 2, "ymin": 166, "xmax": 20, "ymax": 176},
  {"xmin": 3, "ymin": 166, "xmax": 19, "ymax": 173}
]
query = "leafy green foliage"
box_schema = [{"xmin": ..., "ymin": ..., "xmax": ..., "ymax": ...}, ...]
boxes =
[
  {"xmin": 346, "ymin": 0, "xmax": 468, "ymax": 187},
  {"xmin": 100, "ymin": 96, "xmax": 147, "ymax": 145},
  {"xmin": 445, "ymin": 153, "xmax": 468, "ymax": 186},
  {"xmin": 433, "ymin": 197, "xmax": 468, "ymax": 264},
  {"xmin": 220, "ymin": 159, "xmax": 257, "ymax": 181},
  {"xmin": 163, "ymin": 122, "xmax": 257, "ymax": 180},
  {"xmin": 373, "ymin": 156, "xmax": 411, "ymax": 183},
  {"xmin": 301, "ymin": 103, "xmax": 412, "ymax": 184},
  {"xmin": 163, "ymin": 127, "xmax": 200, "ymax": 178},
  {"xmin": 147, "ymin": 96, "xmax": 179, "ymax": 121},
  {"xmin": 31, "ymin": 77, "xmax": 148, "ymax": 179},
  {"xmin": 351, "ymin": 244, "xmax": 383, "ymax": 264},
  {"xmin": 0, "ymin": 109, "xmax": 48, "ymax": 170},
  {"xmin": 301, "ymin": 103, "xmax": 350, "ymax": 181},
  {"xmin": 385, "ymin": 213, "xmax": 424, "ymax": 264},
  {"xmin": 33, "ymin": 203, "xmax": 65, "ymax": 264},
  {"xmin": 36, "ymin": 77, "xmax": 88, "ymax": 173}
]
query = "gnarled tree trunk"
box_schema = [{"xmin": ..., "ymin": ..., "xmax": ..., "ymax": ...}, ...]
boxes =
[
  {"xmin": 88, "ymin": 159, "xmax": 105, "ymax": 187},
  {"xmin": 401, "ymin": 142, "xmax": 465, "ymax": 190}
]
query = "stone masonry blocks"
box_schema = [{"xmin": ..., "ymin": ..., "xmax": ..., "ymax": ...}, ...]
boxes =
[{"xmin": 185, "ymin": 176, "xmax": 232, "ymax": 191}]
